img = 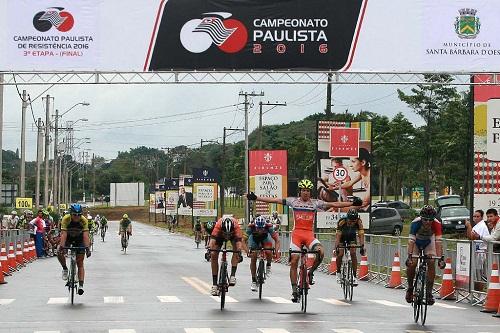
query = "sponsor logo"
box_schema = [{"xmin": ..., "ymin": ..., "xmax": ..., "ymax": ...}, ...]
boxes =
[
  {"xmin": 33, "ymin": 7, "xmax": 74, "ymax": 32},
  {"xmin": 454, "ymin": 8, "xmax": 480, "ymax": 39},
  {"xmin": 180, "ymin": 12, "xmax": 248, "ymax": 53},
  {"xmin": 202, "ymin": 169, "xmax": 209, "ymax": 177},
  {"xmin": 264, "ymin": 152, "xmax": 272, "ymax": 162}
]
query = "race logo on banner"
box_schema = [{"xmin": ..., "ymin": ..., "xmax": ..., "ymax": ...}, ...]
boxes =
[
  {"xmin": 329, "ymin": 127, "xmax": 360, "ymax": 158},
  {"xmin": 7, "ymin": 0, "xmax": 100, "ymax": 70},
  {"xmin": 193, "ymin": 167, "xmax": 220, "ymax": 183}
]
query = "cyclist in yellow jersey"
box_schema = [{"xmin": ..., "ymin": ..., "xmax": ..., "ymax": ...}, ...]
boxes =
[{"xmin": 57, "ymin": 203, "xmax": 91, "ymax": 295}]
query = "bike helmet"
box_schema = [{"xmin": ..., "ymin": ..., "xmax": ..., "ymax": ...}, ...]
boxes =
[
  {"xmin": 221, "ymin": 217, "xmax": 234, "ymax": 235},
  {"xmin": 347, "ymin": 208, "xmax": 359, "ymax": 220},
  {"xmin": 272, "ymin": 211, "xmax": 278, "ymax": 218},
  {"xmin": 255, "ymin": 215, "xmax": 267, "ymax": 229},
  {"xmin": 420, "ymin": 205, "xmax": 436, "ymax": 220},
  {"xmin": 69, "ymin": 203, "xmax": 83, "ymax": 215},
  {"xmin": 207, "ymin": 221, "xmax": 214, "ymax": 229},
  {"xmin": 298, "ymin": 179, "xmax": 314, "ymax": 190},
  {"xmin": 42, "ymin": 210, "xmax": 49, "ymax": 217},
  {"xmin": 11, "ymin": 210, "xmax": 17, "ymax": 215},
  {"xmin": 123, "ymin": 214, "xmax": 129, "ymax": 219}
]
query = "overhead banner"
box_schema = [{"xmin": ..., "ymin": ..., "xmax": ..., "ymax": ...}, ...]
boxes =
[
  {"xmin": 316, "ymin": 121, "xmax": 372, "ymax": 229},
  {"xmin": 249, "ymin": 150, "xmax": 287, "ymax": 216},
  {"xmin": 2, "ymin": 0, "xmax": 500, "ymax": 72},
  {"xmin": 473, "ymin": 74, "xmax": 500, "ymax": 213}
]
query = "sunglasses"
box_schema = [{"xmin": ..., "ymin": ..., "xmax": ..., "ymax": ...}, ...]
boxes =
[
  {"xmin": 421, "ymin": 218, "xmax": 433, "ymax": 222},
  {"xmin": 71, "ymin": 213, "xmax": 82, "ymax": 217}
]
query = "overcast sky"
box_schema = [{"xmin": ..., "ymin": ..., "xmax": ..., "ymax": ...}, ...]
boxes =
[{"xmin": 1, "ymin": 81, "xmax": 424, "ymax": 162}]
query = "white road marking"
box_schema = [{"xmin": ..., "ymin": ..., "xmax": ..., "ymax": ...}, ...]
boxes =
[
  {"xmin": 0, "ymin": 299, "xmax": 15, "ymax": 305},
  {"xmin": 184, "ymin": 329, "xmax": 215, "ymax": 333},
  {"xmin": 405, "ymin": 330, "xmax": 432, "ymax": 333},
  {"xmin": 318, "ymin": 298, "xmax": 351, "ymax": 306},
  {"xmin": 263, "ymin": 297, "xmax": 293, "ymax": 304},
  {"xmin": 34, "ymin": 331, "xmax": 61, "ymax": 333},
  {"xmin": 47, "ymin": 298, "xmax": 68, "ymax": 304},
  {"xmin": 259, "ymin": 329, "xmax": 291, "ymax": 333},
  {"xmin": 109, "ymin": 330, "xmax": 136, "ymax": 333},
  {"xmin": 182, "ymin": 277, "xmax": 209, "ymax": 295},
  {"xmin": 104, "ymin": 296, "xmax": 125, "ymax": 304},
  {"xmin": 157, "ymin": 296, "xmax": 181, "ymax": 303},
  {"xmin": 368, "ymin": 300, "xmax": 409, "ymax": 307},
  {"xmin": 210, "ymin": 295, "xmax": 238, "ymax": 303},
  {"xmin": 434, "ymin": 302, "xmax": 466, "ymax": 309},
  {"xmin": 332, "ymin": 330, "xmax": 364, "ymax": 333}
]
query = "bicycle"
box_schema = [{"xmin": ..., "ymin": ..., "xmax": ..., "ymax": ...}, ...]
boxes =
[
  {"xmin": 63, "ymin": 246, "xmax": 86, "ymax": 305},
  {"xmin": 121, "ymin": 232, "xmax": 129, "ymax": 254},
  {"xmin": 250, "ymin": 247, "xmax": 275, "ymax": 300},
  {"xmin": 410, "ymin": 249, "xmax": 440, "ymax": 325},
  {"xmin": 338, "ymin": 243, "xmax": 363, "ymax": 301},
  {"xmin": 209, "ymin": 241, "xmax": 240, "ymax": 310},
  {"xmin": 101, "ymin": 225, "xmax": 107, "ymax": 242},
  {"xmin": 194, "ymin": 231, "xmax": 202, "ymax": 248},
  {"xmin": 289, "ymin": 247, "xmax": 319, "ymax": 313}
]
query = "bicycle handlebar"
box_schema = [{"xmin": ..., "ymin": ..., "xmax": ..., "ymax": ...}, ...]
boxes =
[
  {"xmin": 208, "ymin": 248, "xmax": 240, "ymax": 253},
  {"xmin": 411, "ymin": 254, "xmax": 441, "ymax": 260},
  {"xmin": 289, "ymin": 249, "xmax": 320, "ymax": 254},
  {"xmin": 337, "ymin": 244, "xmax": 364, "ymax": 249}
]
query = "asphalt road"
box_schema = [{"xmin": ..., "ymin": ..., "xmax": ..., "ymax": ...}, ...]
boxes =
[{"xmin": 0, "ymin": 221, "xmax": 498, "ymax": 333}]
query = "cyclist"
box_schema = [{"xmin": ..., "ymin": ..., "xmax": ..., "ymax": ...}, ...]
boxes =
[
  {"xmin": 194, "ymin": 217, "xmax": 203, "ymax": 243},
  {"xmin": 270, "ymin": 211, "xmax": 282, "ymax": 233},
  {"xmin": 204, "ymin": 220, "xmax": 215, "ymax": 248},
  {"xmin": 405, "ymin": 205, "xmax": 446, "ymax": 305},
  {"xmin": 335, "ymin": 209, "xmax": 366, "ymax": 286},
  {"xmin": 57, "ymin": 204, "xmax": 91, "ymax": 296},
  {"xmin": 243, "ymin": 215, "xmax": 281, "ymax": 292},
  {"xmin": 95, "ymin": 214, "xmax": 101, "ymax": 227},
  {"xmin": 99, "ymin": 215, "xmax": 108, "ymax": 232},
  {"xmin": 209, "ymin": 216, "xmax": 243, "ymax": 296},
  {"xmin": 247, "ymin": 179, "xmax": 359, "ymax": 302},
  {"xmin": 118, "ymin": 214, "xmax": 132, "ymax": 250}
]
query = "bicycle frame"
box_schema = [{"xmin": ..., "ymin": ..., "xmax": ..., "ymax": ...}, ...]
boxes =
[
  {"xmin": 289, "ymin": 247, "xmax": 319, "ymax": 313},
  {"xmin": 250, "ymin": 247, "xmax": 274, "ymax": 299},
  {"xmin": 209, "ymin": 241, "xmax": 239, "ymax": 310},
  {"xmin": 411, "ymin": 249, "xmax": 440, "ymax": 325},
  {"xmin": 63, "ymin": 246, "xmax": 86, "ymax": 305},
  {"xmin": 338, "ymin": 244, "xmax": 363, "ymax": 301}
]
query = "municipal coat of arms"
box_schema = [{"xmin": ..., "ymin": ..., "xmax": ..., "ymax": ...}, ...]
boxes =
[{"xmin": 454, "ymin": 8, "xmax": 480, "ymax": 39}]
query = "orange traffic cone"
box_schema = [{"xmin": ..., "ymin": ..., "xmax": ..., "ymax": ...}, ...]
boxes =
[
  {"xmin": 493, "ymin": 299, "xmax": 500, "ymax": 318},
  {"xmin": 387, "ymin": 252, "xmax": 403, "ymax": 289},
  {"xmin": 481, "ymin": 262, "xmax": 500, "ymax": 313},
  {"xmin": 29, "ymin": 240, "xmax": 36, "ymax": 261},
  {"xmin": 23, "ymin": 241, "xmax": 29, "ymax": 264},
  {"xmin": 0, "ymin": 261, "xmax": 7, "ymax": 285},
  {"xmin": 15, "ymin": 241, "xmax": 24, "ymax": 267},
  {"xmin": 306, "ymin": 253, "xmax": 316, "ymax": 269},
  {"xmin": 439, "ymin": 257, "xmax": 456, "ymax": 300},
  {"xmin": 0, "ymin": 244, "xmax": 10, "ymax": 276},
  {"xmin": 358, "ymin": 255, "xmax": 369, "ymax": 281},
  {"xmin": 328, "ymin": 254, "xmax": 337, "ymax": 275},
  {"xmin": 7, "ymin": 243, "xmax": 16, "ymax": 272}
]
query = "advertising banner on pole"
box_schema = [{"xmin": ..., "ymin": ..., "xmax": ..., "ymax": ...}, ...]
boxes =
[
  {"xmin": 2, "ymin": 1, "xmax": 500, "ymax": 72},
  {"xmin": 193, "ymin": 183, "xmax": 218, "ymax": 217},
  {"xmin": 164, "ymin": 178, "xmax": 179, "ymax": 216},
  {"xmin": 149, "ymin": 193, "xmax": 155, "ymax": 213},
  {"xmin": 455, "ymin": 242, "xmax": 471, "ymax": 290},
  {"xmin": 178, "ymin": 175, "xmax": 193, "ymax": 216},
  {"xmin": 154, "ymin": 191, "xmax": 165, "ymax": 214},
  {"xmin": 316, "ymin": 121, "xmax": 372, "ymax": 229},
  {"xmin": 473, "ymin": 74, "xmax": 500, "ymax": 213},
  {"xmin": 249, "ymin": 150, "xmax": 287, "ymax": 216}
]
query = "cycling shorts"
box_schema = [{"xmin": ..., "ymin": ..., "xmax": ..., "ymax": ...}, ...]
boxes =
[
  {"xmin": 290, "ymin": 229, "xmax": 320, "ymax": 252},
  {"xmin": 248, "ymin": 234, "xmax": 273, "ymax": 250},
  {"xmin": 413, "ymin": 236, "xmax": 436, "ymax": 256},
  {"xmin": 64, "ymin": 238, "xmax": 86, "ymax": 255},
  {"xmin": 212, "ymin": 237, "xmax": 241, "ymax": 248}
]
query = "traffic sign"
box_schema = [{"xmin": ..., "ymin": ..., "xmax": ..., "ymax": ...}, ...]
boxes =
[
  {"xmin": 413, "ymin": 191, "xmax": 421, "ymax": 199},
  {"xmin": 15, "ymin": 197, "xmax": 32, "ymax": 209},
  {"xmin": 333, "ymin": 167, "xmax": 348, "ymax": 182},
  {"xmin": 60, "ymin": 204, "xmax": 67, "ymax": 209}
]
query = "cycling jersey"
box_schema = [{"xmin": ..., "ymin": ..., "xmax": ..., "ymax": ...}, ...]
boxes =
[
  {"xmin": 194, "ymin": 223, "xmax": 202, "ymax": 232},
  {"xmin": 285, "ymin": 197, "xmax": 326, "ymax": 231},
  {"xmin": 337, "ymin": 218, "xmax": 364, "ymax": 244},
  {"xmin": 245, "ymin": 223, "xmax": 276, "ymax": 249},
  {"xmin": 120, "ymin": 219, "xmax": 132, "ymax": 232},
  {"xmin": 409, "ymin": 217, "xmax": 442, "ymax": 256},
  {"xmin": 60, "ymin": 214, "xmax": 89, "ymax": 239},
  {"xmin": 211, "ymin": 218, "xmax": 243, "ymax": 241}
]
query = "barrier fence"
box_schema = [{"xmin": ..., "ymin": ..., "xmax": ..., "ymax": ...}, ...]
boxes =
[
  {"xmin": 0, "ymin": 229, "xmax": 36, "ymax": 283},
  {"xmin": 276, "ymin": 231, "xmax": 500, "ymax": 306}
]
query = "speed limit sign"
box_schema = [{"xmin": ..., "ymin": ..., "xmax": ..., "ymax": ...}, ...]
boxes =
[{"xmin": 333, "ymin": 167, "xmax": 348, "ymax": 181}]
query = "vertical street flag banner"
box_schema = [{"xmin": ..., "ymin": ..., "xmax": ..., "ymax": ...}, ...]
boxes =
[
  {"xmin": 317, "ymin": 121, "xmax": 372, "ymax": 228},
  {"xmin": 154, "ymin": 191, "xmax": 165, "ymax": 214},
  {"xmin": 178, "ymin": 175, "xmax": 193, "ymax": 216},
  {"xmin": 193, "ymin": 167, "xmax": 220, "ymax": 217},
  {"xmin": 455, "ymin": 242, "xmax": 471, "ymax": 290},
  {"xmin": 149, "ymin": 193, "xmax": 155, "ymax": 213},
  {"xmin": 249, "ymin": 150, "xmax": 287, "ymax": 217},
  {"xmin": 473, "ymin": 74, "xmax": 500, "ymax": 213},
  {"xmin": 164, "ymin": 178, "xmax": 179, "ymax": 216}
]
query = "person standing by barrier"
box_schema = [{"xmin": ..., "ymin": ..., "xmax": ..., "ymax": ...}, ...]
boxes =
[
  {"xmin": 483, "ymin": 209, "xmax": 500, "ymax": 252},
  {"xmin": 29, "ymin": 210, "xmax": 46, "ymax": 257},
  {"xmin": 7, "ymin": 211, "xmax": 19, "ymax": 230},
  {"xmin": 466, "ymin": 209, "xmax": 490, "ymax": 291}
]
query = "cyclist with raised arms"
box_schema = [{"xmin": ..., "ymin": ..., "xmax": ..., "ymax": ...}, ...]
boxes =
[
  {"xmin": 335, "ymin": 208, "xmax": 366, "ymax": 286},
  {"xmin": 405, "ymin": 205, "xmax": 446, "ymax": 305},
  {"xmin": 247, "ymin": 179, "xmax": 359, "ymax": 302}
]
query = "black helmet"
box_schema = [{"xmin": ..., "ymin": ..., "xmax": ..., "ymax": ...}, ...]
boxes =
[
  {"xmin": 420, "ymin": 205, "xmax": 436, "ymax": 220},
  {"xmin": 347, "ymin": 208, "xmax": 358, "ymax": 220},
  {"xmin": 221, "ymin": 217, "xmax": 235, "ymax": 235}
]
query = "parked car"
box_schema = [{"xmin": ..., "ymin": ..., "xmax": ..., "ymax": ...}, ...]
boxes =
[
  {"xmin": 369, "ymin": 207, "xmax": 403, "ymax": 236},
  {"xmin": 373, "ymin": 200, "xmax": 414, "ymax": 220},
  {"xmin": 437, "ymin": 205, "xmax": 470, "ymax": 233}
]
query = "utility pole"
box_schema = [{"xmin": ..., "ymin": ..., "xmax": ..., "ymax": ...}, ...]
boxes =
[
  {"xmin": 239, "ymin": 91, "xmax": 264, "ymax": 224},
  {"xmin": 0, "ymin": 74, "xmax": 3, "ymax": 205},
  {"xmin": 43, "ymin": 95, "xmax": 51, "ymax": 207},
  {"xmin": 221, "ymin": 127, "xmax": 244, "ymax": 216},
  {"xmin": 258, "ymin": 101, "xmax": 286, "ymax": 149},
  {"xmin": 325, "ymin": 73, "xmax": 333, "ymax": 116},
  {"xmin": 52, "ymin": 109, "xmax": 59, "ymax": 207},
  {"xmin": 92, "ymin": 153, "xmax": 96, "ymax": 203},
  {"xmin": 35, "ymin": 118, "xmax": 43, "ymax": 208},
  {"xmin": 20, "ymin": 90, "xmax": 27, "ymax": 197}
]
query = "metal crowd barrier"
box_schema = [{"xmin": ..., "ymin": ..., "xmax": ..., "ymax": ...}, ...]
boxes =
[
  {"xmin": 0, "ymin": 229, "xmax": 31, "ymax": 248},
  {"xmin": 275, "ymin": 231, "xmax": 500, "ymax": 306}
]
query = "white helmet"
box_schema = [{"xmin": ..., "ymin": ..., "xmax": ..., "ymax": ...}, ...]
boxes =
[{"xmin": 11, "ymin": 210, "xmax": 17, "ymax": 215}]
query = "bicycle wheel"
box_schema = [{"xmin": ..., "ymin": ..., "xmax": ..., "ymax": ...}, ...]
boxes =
[
  {"xmin": 301, "ymin": 264, "xmax": 308, "ymax": 313},
  {"xmin": 70, "ymin": 258, "xmax": 76, "ymax": 305},
  {"xmin": 420, "ymin": 267, "xmax": 428, "ymax": 325},
  {"xmin": 219, "ymin": 263, "xmax": 227, "ymax": 310},
  {"xmin": 413, "ymin": 269, "xmax": 422, "ymax": 323},
  {"xmin": 257, "ymin": 259, "xmax": 265, "ymax": 300},
  {"xmin": 342, "ymin": 263, "xmax": 348, "ymax": 300},
  {"xmin": 101, "ymin": 229, "xmax": 105, "ymax": 242},
  {"xmin": 347, "ymin": 260, "xmax": 353, "ymax": 301}
]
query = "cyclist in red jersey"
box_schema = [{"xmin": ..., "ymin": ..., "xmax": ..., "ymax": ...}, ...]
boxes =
[{"xmin": 247, "ymin": 179, "xmax": 360, "ymax": 302}]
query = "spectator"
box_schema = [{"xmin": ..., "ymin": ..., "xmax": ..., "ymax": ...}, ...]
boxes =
[
  {"xmin": 465, "ymin": 209, "xmax": 489, "ymax": 290},
  {"xmin": 29, "ymin": 210, "xmax": 46, "ymax": 258},
  {"xmin": 483, "ymin": 209, "xmax": 500, "ymax": 253},
  {"xmin": 7, "ymin": 211, "xmax": 19, "ymax": 229}
]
